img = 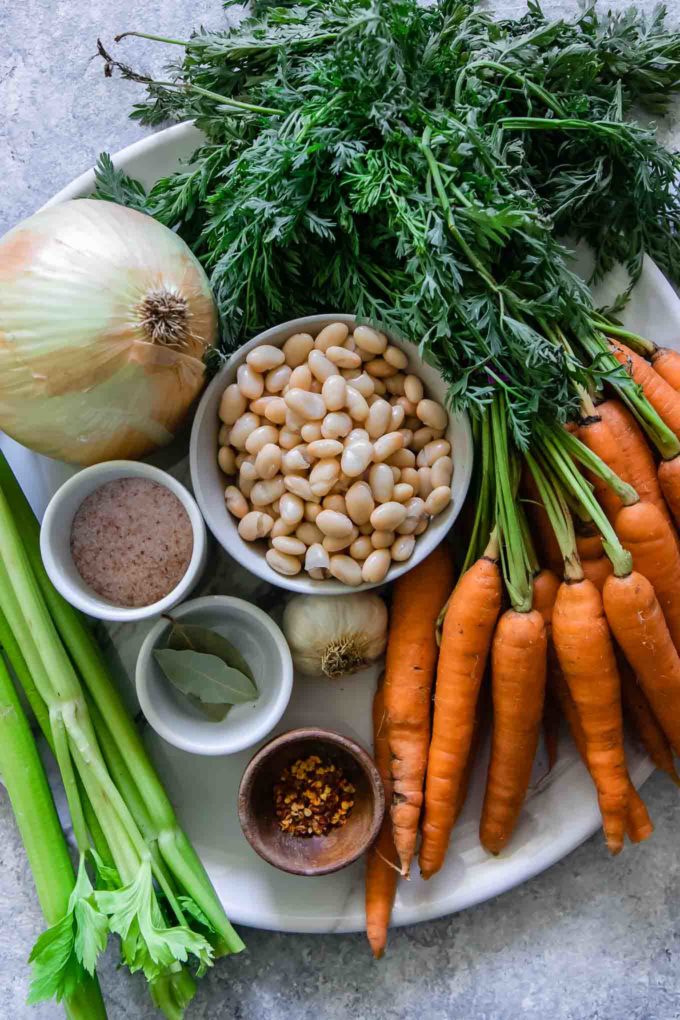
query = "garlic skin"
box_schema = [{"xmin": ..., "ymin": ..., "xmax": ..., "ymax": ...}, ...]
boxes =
[{"xmin": 282, "ymin": 593, "xmax": 388, "ymax": 679}]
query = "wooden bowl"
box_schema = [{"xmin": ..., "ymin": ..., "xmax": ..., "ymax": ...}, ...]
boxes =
[{"xmin": 238, "ymin": 727, "xmax": 385, "ymax": 877}]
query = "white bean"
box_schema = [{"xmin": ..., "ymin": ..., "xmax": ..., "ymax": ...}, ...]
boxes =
[
  {"xmin": 246, "ymin": 425, "xmax": 279, "ymax": 456},
  {"xmin": 307, "ymin": 438, "xmax": 343, "ymax": 459},
  {"xmin": 250, "ymin": 476, "xmax": 285, "ymax": 507},
  {"xmin": 250, "ymin": 395, "xmax": 276, "ymax": 416},
  {"xmin": 412, "ymin": 427, "xmax": 438, "ymax": 452},
  {"xmin": 263, "ymin": 397, "xmax": 288, "ymax": 425},
  {"xmin": 426, "ymin": 486, "xmax": 451, "ymax": 516},
  {"xmin": 400, "ymin": 467, "xmax": 420, "ymax": 494},
  {"xmin": 326, "ymin": 345, "xmax": 361, "ymax": 369},
  {"xmin": 239, "ymin": 460, "xmax": 258, "ymax": 498},
  {"xmin": 403, "ymin": 375, "xmax": 424, "ymax": 404},
  {"xmin": 322, "ymin": 375, "xmax": 346, "ymax": 412},
  {"xmin": 303, "ymin": 502, "xmax": 322, "ymax": 523},
  {"xmin": 366, "ymin": 398, "xmax": 392, "ymax": 440},
  {"xmin": 264, "ymin": 364, "xmax": 292, "ymax": 393},
  {"xmin": 323, "ymin": 530, "xmax": 358, "ymax": 553},
  {"xmin": 343, "ymin": 368, "xmax": 361, "ymax": 381},
  {"xmin": 315, "ymin": 322, "xmax": 349, "ymax": 351},
  {"xmin": 282, "ymin": 446, "xmax": 312, "ymax": 474},
  {"xmin": 349, "ymin": 536, "xmax": 374, "ymax": 561},
  {"xmin": 373, "ymin": 431, "xmax": 404, "ymax": 462},
  {"xmin": 371, "ymin": 530, "xmax": 395, "ymax": 549},
  {"xmin": 308, "ymin": 349, "xmax": 339, "ymax": 383},
  {"xmin": 289, "ymin": 364, "xmax": 313, "ymax": 390},
  {"xmin": 219, "ymin": 384, "xmax": 247, "ymax": 425},
  {"xmin": 279, "ymin": 428, "xmax": 302, "ymax": 451},
  {"xmin": 414, "ymin": 518, "xmax": 429, "ymax": 536},
  {"xmin": 218, "ymin": 424, "xmax": 231, "ymax": 447},
  {"xmin": 237, "ymin": 363, "xmax": 264, "ymax": 400},
  {"xmin": 316, "ymin": 509, "xmax": 354, "ymax": 538},
  {"xmin": 329, "ymin": 555, "xmax": 363, "ymax": 587},
  {"xmin": 370, "ymin": 501, "xmax": 407, "ymax": 531},
  {"xmin": 417, "ymin": 398, "xmax": 448, "ymax": 431},
  {"xmin": 218, "ymin": 446, "xmax": 237, "ymax": 476},
  {"xmin": 346, "ymin": 372, "xmax": 375, "ymax": 399},
  {"xmin": 321, "ymin": 412, "xmax": 352, "ymax": 439},
  {"xmin": 393, "ymin": 483, "xmax": 414, "ymax": 503},
  {"xmin": 272, "ymin": 535, "xmax": 307, "ymax": 557},
  {"xmin": 391, "ymin": 534, "xmax": 416, "ymax": 562},
  {"xmin": 396, "ymin": 395, "xmax": 418, "ymax": 417},
  {"xmin": 296, "ymin": 521, "xmax": 324, "ymax": 545},
  {"xmin": 305, "ymin": 543, "xmax": 330, "ymax": 573},
  {"xmin": 362, "ymin": 548, "xmax": 391, "ymax": 584},
  {"xmin": 224, "ymin": 485, "xmax": 248, "ymax": 519},
  {"xmin": 353, "ymin": 325, "xmax": 388, "ymax": 355},
  {"xmin": 366, "ymin": 358, "xmax": 397, "ymax": 379},
  {"xmin": 346, "ymin": 387, "xmax": 370, "ymax": 422},
  {"xmin": 345, "ymin": 481, "xmax": 375, "ymax": 525},
  {"xmin": 389, "ymin": 404, "xmax": 405, "ymax": 431},
  {"xmin": 285, "ymin": 408, "xmax": 305, "ymax": 433},
  {"xmin": 384, "ymin": 373, "xmax": 406, "ymax": 396},
  {"xmin": 341, "ymin": 440, "xmax": 373, "ymax": 478},
  {"xmin": 310, "ymin": 459, "xmax": 341, "ymax": 497},
  {"xmin": 384, "ymin": 345, "xmax": 408, "ymax": 369},
  {"xmin": 323, "ymin": 494, "xmax": 347, "ymax": 515},
  {"xmin": 421, "ymin": 439, "xmax": 451, "ymax": 467},
  {"xmin": 272, "ymin": 519, "xmax": 294, "ymax": 540},
  {"xmin": 369, "ymin": 463, "xmax": 394, "ymax": 504},
  {"xmin": 388, "ymin": 448, "xmax": 416, "ymax": 469},
  {"xmin": 238, "ymin": 511, "xmax": 273, "ymax": 541},
  {"xmin": 266, "ymin": 548, "xmax": 302, "ymax": 576},
  {"xmin": 417, "ymin": 467, "xmax": 433, "ymax": 500},
  {"xmin": 282, "ymin": 332, "xmax": 314, "ymax": 367},
  {"xmin": 372, "ymin": 378, "xmax": 387, "ymax": 396},
  {"xmin": 284, "ymin": 388, "xmax": 326, "ymax": 421},
  {"xmin": 230, "ymin": 412, "xmax": 261, "ymax": 451},
  {"xmin": 431, "ymin": 455, "xmax": 453, "ymax": 488},
  {"xmin": 247, "ymin": 344, "xmax": 285, "ymax": 373},
  {"xmin": 255, "ymin": 443, "xmax": 282, "ymax": 480},
  {"xmin": 390, "ymin": 465, "xmax": 401, "ymax": 482},
  {"xmin": 397, "ymin": 497, "xmax": 427, "ymax": 535},
  {"xmin": 358, "ymin": 522, "xmax": 373, "ymax": 535},
  {"xmin": 398, "ymin": 428, "xmax": 413, "ymax": 448},
  {"xmin": 279, "ymin": 492, "xmax": 305, "ymax": 526},
  {"xmin": 345, "ymin": 428, "xmax": 369, "ymax": 446}
]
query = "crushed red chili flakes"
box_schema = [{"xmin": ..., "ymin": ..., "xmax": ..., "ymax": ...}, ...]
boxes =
[{"xmin": 273, "ymin": 755, "xmax": 355, "ymax": 837}]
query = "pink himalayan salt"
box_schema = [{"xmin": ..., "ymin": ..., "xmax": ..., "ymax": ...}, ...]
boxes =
[{"xmin": 70, "ymin": 477, "xmax": 193, "ymax": 608}]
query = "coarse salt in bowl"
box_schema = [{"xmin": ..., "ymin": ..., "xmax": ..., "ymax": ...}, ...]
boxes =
[{"xmin": 40, "ymin": 460, "xmax": 207, "ymax": 622}]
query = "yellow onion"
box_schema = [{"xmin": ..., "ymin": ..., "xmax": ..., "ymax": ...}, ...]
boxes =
[{"xmin": 0, "ymin": 199, "xmax": 218, "ymax": 465}]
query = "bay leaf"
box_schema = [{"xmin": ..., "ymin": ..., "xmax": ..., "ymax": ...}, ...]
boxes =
[
  {"xmin": 153, "ymin": 648, "xmax": 258, "ymax": 706},
  {"xmin": 164, "ymin": 618, "xmax": 254, "ymax": 682}
]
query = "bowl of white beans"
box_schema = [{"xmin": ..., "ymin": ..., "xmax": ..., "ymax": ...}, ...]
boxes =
[{"xmin": 190, "ymin": 315, "xmax": 473, "ymax": 593}]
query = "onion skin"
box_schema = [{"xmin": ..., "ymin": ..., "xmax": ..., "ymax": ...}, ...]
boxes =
[{"xmin": 0, "ymin": 199, "xmax": 218, "ymax": 464}]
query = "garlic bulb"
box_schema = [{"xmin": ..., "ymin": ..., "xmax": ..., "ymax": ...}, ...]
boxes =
[
  {"xmin": 282, "ymin": 593, "xmax": 388, "ymax": 679},
  {"xmin": 0, "ymin": 199, "xmax": 217, "ymax": 465}
]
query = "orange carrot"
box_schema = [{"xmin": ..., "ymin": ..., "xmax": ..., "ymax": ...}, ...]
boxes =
[
  {"xmin": 575, "ymin": 529, "xmax": 604, "ymax": 562},
  {"xmin": 551, "ymin": 668, "xmax": 652, "ymax": 844},
  {"xmin": 615, "ymin": 500, "xmax": 680, "ymax": 651},
  {"xmin": 577, "ymin": 415, "xmax": 628, "ymax": 521},
  {"xmin": 611, "ymin": 341, "xmax": 680, "ymax": 439},
  {"xmin": 581, "ymin": 555, "xmax": 614, "ymax": 593},
  {"xmin": 619, "ymin": 657, "xmax": 680, "ymax": 787},
  {"xmin": 532, "ymin": 569, "xmax": 561, "ymax": 771},
  {"xmin": 419, "ymin": 545, "xmax": 502, "ymax": 879},
  {"xmin": 603, "ymin": 570, "xmax": 680, "ymax": 757},
  {"xmin": 479, "ymin": 608, "xmax": 547, "ymax": 855},
  {"xmin": 597, "ymin": 399, "xmax": 673, "ymax": 528},
  {"xmin": 365, "ymin": 677, "xmax": 399, "ymax": 959},
  {"xmin": 552, "ymin": 578, "xmax": 628, "ymax": 854},
  {"xmin": 384, "ymin": 545, "xmax": 455, "ymax": 877},
  {"xmin": 652, "ymin": 346, "xmax": 680, "ymax": 390},
  {"xmin": 521, "ymin": 467, "xmax": 563, "ymax": 573},
  {"xmin": 658, "ymin": 455, "xmax": 680, "ymax": 530}
]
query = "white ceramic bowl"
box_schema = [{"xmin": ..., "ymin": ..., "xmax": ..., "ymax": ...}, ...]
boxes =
[
  {"xmin": 190, "ymin": 314, "xmax": 473, "ymax": 594},
  {"xmin": 136, "ymin": 596, "xmax": 293, "ymax": 756},
  {"xmin": 40, "ymin": 460, "xmax": 207, "ymax": 622}
]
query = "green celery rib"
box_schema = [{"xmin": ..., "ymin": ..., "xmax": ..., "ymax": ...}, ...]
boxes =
[{"xmin": 0, "ymin": 654, "xmax": 107, "ymax": 1020}]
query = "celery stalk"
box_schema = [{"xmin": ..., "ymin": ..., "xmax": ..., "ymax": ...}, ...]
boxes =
[{"xmin": 0, "ymin": 653, "xmax": 107, "ymax": 1020}]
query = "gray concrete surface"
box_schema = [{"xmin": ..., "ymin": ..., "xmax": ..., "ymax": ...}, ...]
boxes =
[{"xmin": 1, "ymin": 2, "xmax": 679, "ymax": 1018}]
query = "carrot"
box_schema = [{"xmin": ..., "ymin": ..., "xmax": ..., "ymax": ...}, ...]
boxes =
[
  {"xmin": 365, "ymin": 676, "xmax": 399, "ymax": 960},
  {"xmin": 532, "ymin": 569, "xmax": 561, "ymax": 772},
  {"xmin": 610, "ymin": 341, "xmax": 680, "ymax": 439},
  {"xmin": 551, "ymin": 668, "xmax": 652, "ymax": 844},
  {"xmin": 521, "ymin": 466, "xmax": 562, "ymax": 573},
  {"xmin": 552, "ymin": 578, "xmax": 628, "ymax": 854},
  {"xmin": 384, "ymin": 544, "xmax": 455, "ymax": 877},
  {"xmin": 657, "ymin": 455, "xmax": 680, "ymax": 530},
  {"xmin": 581, "ymin": 555, "xmax": 614, "ymax": 592},
  {"xmin": 651, "ymin": 346, "xmax": 680, "ymax": 390},
  {"xmin": 619, "ymin": 657, "xmax": 680, "ymax": 787},
  {"xmin": 615, "ymin": 500, "xmax": 680, "ymax": 651},
  {"xmin": 603, "ymin": 570, "xmax": 680, "ymax": 757},
  {"xmin": 597, "ymin": 400, "xmax": 673, "ymax": 528},
  {"xmin": 479, "ymin": 607, "xmax": 547, "ymax": 855},
  {"xmin": 575, "ymin": 528, "xmax": 604, "ymax": 561},
  {"xmin": 532, "ymin": 568, "xmax": 560, "ymax": 626},
  {"xmin": 419, "ymin": 543, "xmax": 502, "ymax": 879},
  {"xmin": 577, "ymin": 414, "xmax": 628, "ymax": 521}
]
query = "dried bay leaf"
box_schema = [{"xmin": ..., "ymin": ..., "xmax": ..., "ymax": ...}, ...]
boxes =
[
  {"xmin": 154, "ymin": 648, "xmax": 258, "ymax": 709},
  {"xmin": 164, "ymin": 618, "xmax": 255, "ymax": 682}
]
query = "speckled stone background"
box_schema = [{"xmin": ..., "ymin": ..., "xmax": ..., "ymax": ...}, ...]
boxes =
[{"xmin": 1, "ymin": 2, "xmax": 680, "ymax": 1018}]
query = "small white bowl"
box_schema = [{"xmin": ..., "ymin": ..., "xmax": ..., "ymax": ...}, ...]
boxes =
[
  {"xmin": 40, "ymin": 460, "xmax": 207, "ymax": 622},
  {"xmin": 136, "ymin": 596, "xmax": 293, "ymax": 756},
  {"xmin": 190, "ymin": 313, "xmax": 474, "ymax": 595}
]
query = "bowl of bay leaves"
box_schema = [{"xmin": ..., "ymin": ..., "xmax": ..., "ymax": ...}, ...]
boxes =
[{"xmin": 135, "ymin": 596, "xmax": 294, "ymax": 756}]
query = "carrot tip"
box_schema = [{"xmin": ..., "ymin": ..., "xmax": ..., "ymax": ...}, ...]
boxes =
[{"xmin": 371, "ymin": 947, "xmax": 385, "ymax": 960}]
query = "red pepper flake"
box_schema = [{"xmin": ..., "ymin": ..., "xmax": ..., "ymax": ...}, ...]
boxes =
[{"xmin": 273, "ymin": 755, "xmax": 355, "ymax": 837}]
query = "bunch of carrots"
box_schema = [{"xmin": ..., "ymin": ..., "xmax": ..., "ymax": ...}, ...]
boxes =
[{"xmin": 364, "ymin": 326, "xmax": 680, "ymax": 959}]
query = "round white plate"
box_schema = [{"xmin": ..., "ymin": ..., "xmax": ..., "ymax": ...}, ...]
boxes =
[{"xmin": 1, "ymin": 122, "xmax": 661, "ymax": 934}]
